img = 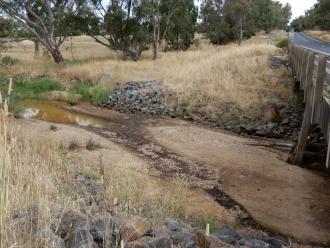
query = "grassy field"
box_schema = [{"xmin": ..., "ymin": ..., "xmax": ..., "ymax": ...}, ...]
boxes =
[
  {"xmin": 305, "ymin": 30, "xmax": 330, "ymax": 43},
  {"xmin": 1, "ymin": 33, "xmax": 293, "ymax": 122}
]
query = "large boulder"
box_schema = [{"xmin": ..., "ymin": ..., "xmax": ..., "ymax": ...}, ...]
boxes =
[
  {"xmin": 56, "ymin": 211, "xmax": 87, "ymax": 240},
  {"xmin": 66, "ymin": 225, "xmax": 98, "ymax": 248},
  {"xmin": 120, "ymin": 216, "xmax": 152, "ymax": 242}
]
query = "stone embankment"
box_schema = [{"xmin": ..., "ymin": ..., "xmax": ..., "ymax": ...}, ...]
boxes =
[
  {"xmin": 101, "ymin": 81, "xmax": 304, "ymax": 140},
  {"xmin": 11, "ymin": 209, "xmax": 290, "ymax": 248}
]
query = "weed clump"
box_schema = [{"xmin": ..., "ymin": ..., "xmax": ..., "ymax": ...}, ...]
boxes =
[
  {"xmin": 85, "ymin": 139, "xmax": 102, "ymax": 151},
  {"xmin": 69, "ymin": 82, "xmax": 109, "ymax": 105},
  {"xmin": 1, "ymin": 56, "xmax": 19, "ymax": 66},
  {"xmin": 68, "ymin": 139, "xmax": 79, "ymax": 150},
  {"xmin": 276, "ymin": 37, "xmax": 288, "ymax": 49}
]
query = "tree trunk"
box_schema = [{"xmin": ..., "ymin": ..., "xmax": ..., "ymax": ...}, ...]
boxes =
[
  {"xmin": 153, "ymin": 24, "xmax": 159, "ymax": 60},
  {"xmin": 50, "ymin": 48, "xmax": 64, "ymax": 64},
  {"xmin": 34, "ymin": 40, "xmax": 40, "ymax": 56},
  {"xmin": 238, "ymin": 18, "xmax": 243, "ymax": 46}
]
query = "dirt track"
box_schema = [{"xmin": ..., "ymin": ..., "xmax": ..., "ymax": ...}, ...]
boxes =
[{"xmin": 20, "ymin": 102, "xmax": 330, "ymax": 245}]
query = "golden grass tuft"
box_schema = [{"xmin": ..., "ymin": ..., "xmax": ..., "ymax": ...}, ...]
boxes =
[
  {"xmin": 102, "ymin": 166, "xmax": 231, "ymax": 227},
  {"xmin": 305, "ymin": 30, "xmax": 330, "ymax": 43}
]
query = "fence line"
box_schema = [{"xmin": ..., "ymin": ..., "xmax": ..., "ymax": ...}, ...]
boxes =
[{"xmin": 288, "ymin": 32, "xmax": 330, "ymax": 169}]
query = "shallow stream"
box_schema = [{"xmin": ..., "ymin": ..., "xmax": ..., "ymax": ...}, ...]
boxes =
[{"xmin": 22, "ymin": 100, "xmax": 109, "ymax": 128}]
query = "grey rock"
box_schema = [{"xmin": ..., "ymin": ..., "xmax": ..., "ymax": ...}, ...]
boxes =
[
  {"xmin": 89, "ymin": 217, "xmax": 121, "ymax": 246},
  {"xmin": 56, "ymin": 211, "xmax": 87, "ymax": 240},
  {"xmin": 98, "ymin": 70, "xmax": 112, "ymax": 85},
  {"xmin": 101, "ymin": 81, "xmax": 181, "ymax": 117},
  {"xmin": 217, "ymin": 225, "xmax": 241, "ymax": 245},
  {"xmin": 38, "ymin": 229, "xmax": 66, "ymax": 248},
  {"xmin": 120, "ymin": 216, "xmax": 152, "ymax": 242},
  {"xmin": 243, "ymin": 239, "xmax": 270, "ymax": 248},
  {"xmin": 260, "ymin": 237, "xmax": 287, "ymax": 248},
  {"xmin": 281, "ymin": 118, "xmax": 289, "ymax": 125},
  {"xmin": 163, "ymin": 218, "xmax": 192, "ymax": 233},
  {"xmin": 147, "ymin": 236, "xmax": 173, "ymax": 248},
  {"xmin": 67, "ymin": 226, "xmax": 97, "ymax": 248}
]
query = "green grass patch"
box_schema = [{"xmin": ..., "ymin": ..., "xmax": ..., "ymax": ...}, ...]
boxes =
[
  {"xmin": 12, "ymin": 78, "xmax": 64, "ymax": 98},
  {"xmin": 91, "ymin": 87, "xmax": 109, "ymax": 105},
  {"xmin": 0, "ymin": 78, "xmax": 64, "ymax": 115},
  {"xmin": 69, "ymin": 82, "xmax": 109, "ymax": 105},
  {"xmin": 276, "ymin": 37, "xmax": 288, "ymax": 49}
]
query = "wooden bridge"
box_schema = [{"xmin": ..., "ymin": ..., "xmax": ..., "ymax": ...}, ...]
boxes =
[{"xmin": 288, "ymin": 31, "xmax": 330, "ymax": 169}]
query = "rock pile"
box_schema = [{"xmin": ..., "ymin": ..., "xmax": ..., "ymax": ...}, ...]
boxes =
[
  {"xmin": 101, "ymin": 81, "xmax": 180, "ymax": 116},
  {"xmin": 10, "ymin": 209, "xmax": 290, "ymax": 248},
  {"xmin": 229, "ymin": 108, "xmax": 304, "ymax": 140}
]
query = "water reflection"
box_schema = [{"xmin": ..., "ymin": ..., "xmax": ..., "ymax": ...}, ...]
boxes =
[{"xmin": 22, "ymin": 100, "xmax": 109, "ymax": 128}]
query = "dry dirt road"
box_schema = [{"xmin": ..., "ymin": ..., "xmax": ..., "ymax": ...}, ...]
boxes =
[{"xmin": 20, "ymin": 102, "xmax": 330, "ymax": 245}]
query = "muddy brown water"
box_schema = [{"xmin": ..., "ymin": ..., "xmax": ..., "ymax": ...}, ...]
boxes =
[{"xmin": 23, "ymin": 100, "xmax": 110, "ymax": 128}]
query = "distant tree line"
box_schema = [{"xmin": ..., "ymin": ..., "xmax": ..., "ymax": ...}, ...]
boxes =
[
  {"xmin": 0, "ymin": 0, "xmax": 291, "ymax": 64},
  {"xmin": 291, "ymin": 0, "xmax": 330, "ymax": 31},
  {"xmin": 200, "ymin": 0, "xmax": 292, "ymax": 45}
]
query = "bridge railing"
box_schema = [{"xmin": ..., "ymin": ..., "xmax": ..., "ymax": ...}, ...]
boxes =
[{"xmin": 288, "ymin": 32, "xmax": 330, "ymax": 168}]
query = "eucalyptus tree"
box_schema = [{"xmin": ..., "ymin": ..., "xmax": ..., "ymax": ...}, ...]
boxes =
[
  {"xmin": 224, "ymin": 0, "xmax": 252, "ymax": 45},
  {"xmin": 145, "ymin": 0, "xmax": 197, "ymax": 57},
  {"xmin": 75, "ymin": 0, "xmax": 151, "ymax": 61},
  {"xmin": 0, "ymin": 0, "xmax": 78, "ymax": 63}
]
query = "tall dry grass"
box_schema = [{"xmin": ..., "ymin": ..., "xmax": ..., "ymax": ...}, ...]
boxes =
[
  {"xmin": 1, "ymin": 35, "xmax": 293, "ymax": 121},
  {"xmin": 0, "ymin": 84, "xmax": 76, "ymax": 247},
  {"xmin": 305, "ymin": 30, "xmax": 330, "ymax": 43},
  {"xmin": 103, "ymin": 167, "xmax": 223, "ymax": 226}
]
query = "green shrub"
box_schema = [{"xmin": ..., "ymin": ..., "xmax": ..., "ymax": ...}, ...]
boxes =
[
  {"xmin": 69, "ymin": 82, "xmax": 90, "ymax": 101},
  {"xmin": 276, "ymin": 37, "xmax": 288, "ymax": 49},
  {"xmin": 1, "ymin": 56, "xmax": 19, "ymax": 66},
  {"xmin": 69, "ymin": 83, "xmax": 108, "ymax": 105},
  {"xmin": 67, "ymin": 92, "xmax": 79, "ymax": 105},
  {"xmin": 91, "ymin": 86, "xmax": 108, "ymax": 105}
]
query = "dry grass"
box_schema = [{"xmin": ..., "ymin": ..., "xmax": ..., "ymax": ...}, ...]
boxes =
[
  {"xmin": 102, "ymin": 167, "xmax": 231, "ymax": 227},
  {"xmin": 1, "ymin": 35, "xmax": 293, "ymax": 121},
  {"xmin": 0, "ymin": 119, "xmax": 75, "ymax": 247},
  {"xmin": 305, "ymin": 30, "xmax": 330, "ymax": 43}
]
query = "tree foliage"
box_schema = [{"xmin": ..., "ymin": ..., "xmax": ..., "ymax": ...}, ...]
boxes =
[
  {"xmin": 75, "ymin": 0, "xmax": 197, "ymax": 60},
  {"xmin": 200, "ymin": 0, "xmax": 292, "ymax": 45},
  {"xmin": 0, "ymin": 0, "xmax": 78, "ymax": 63},
  {"xmin": 291, "ymin": 0, "xmax": 330, "ymax": 31}
]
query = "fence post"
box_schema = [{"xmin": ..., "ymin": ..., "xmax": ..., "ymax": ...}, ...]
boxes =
[
  {"xmin": 304, "ymin": 52, "xmax": 316, "ymax": 102},
  {"xmin": 311, "ymin": 54, "xmax": 327, "ymax": 123},
  {"xmin": 300, "ymin": 49, "xmax": 309, "ymax": 89},
  {"xmin": 327, "ymin": 131, "xmax": 330, "ymax": 169}
]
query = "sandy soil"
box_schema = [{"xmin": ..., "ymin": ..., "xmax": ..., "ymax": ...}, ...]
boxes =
[{"xmin": 148, "ymin": 124, "xmax": 330, "ymax": 245}]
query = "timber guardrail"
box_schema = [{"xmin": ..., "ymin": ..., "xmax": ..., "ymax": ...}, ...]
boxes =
[{"xmin": 288, "ymin": 31, "xmax": 330, "ymax": 168}]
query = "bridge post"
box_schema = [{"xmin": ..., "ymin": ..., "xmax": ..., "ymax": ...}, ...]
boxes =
[
  {"xmin": 304, "ymin": 52, "xmax": 316, "ymax": 102},
  {"xmin": 327, "ymin": 132, "xmax": 330, "ymax": 169},
  {"xmin": 311, "ymin": 55, "xmax": 327, "ymax": 123},
  {"xmin": 293, "ymin": 95, "xmax": 313, "ymax": 165},
  {"xmin": 299, "ymin": 49, "xmax": 308, "ymax": 90}
]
